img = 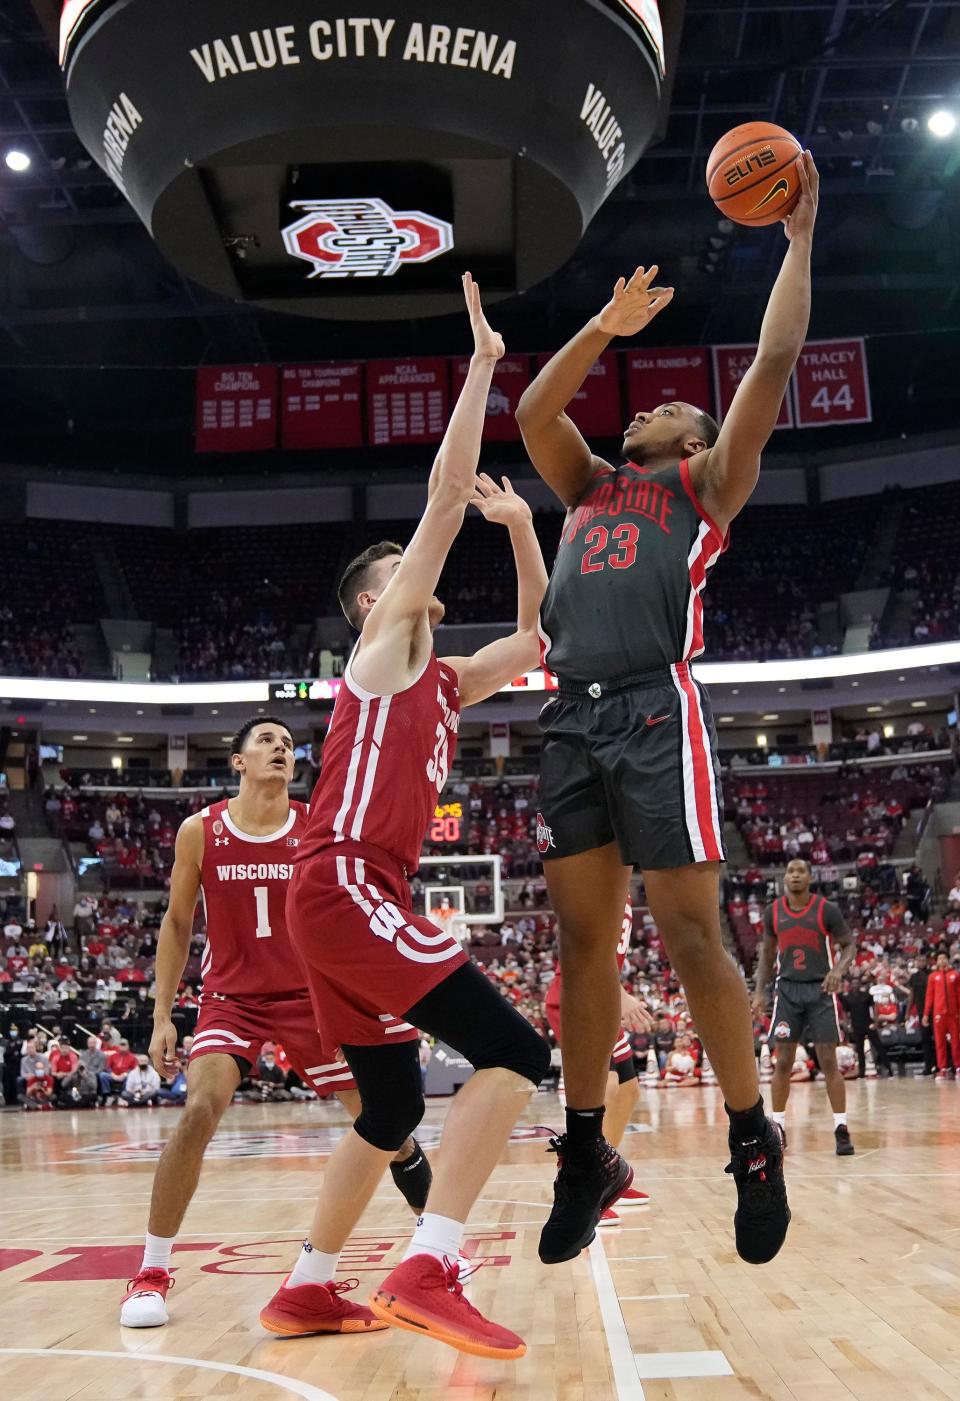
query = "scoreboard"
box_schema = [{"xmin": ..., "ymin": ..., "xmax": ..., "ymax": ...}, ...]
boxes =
[{"xmin": 429, "ymin": 801, "xmax": 469, "ymax": 846}]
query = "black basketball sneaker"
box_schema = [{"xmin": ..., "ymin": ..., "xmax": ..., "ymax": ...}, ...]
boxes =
[
  {"xmin": 834, "ymin": 1124, "xmax": 855, "ymax": 1156},
  {"xmin": 724, "ymin": 1117, "xmax": 790, "ymax": 1265},
  {"xmin": 389, "ymin": 1139, "xmax": 433, "ymax": 1214},
  {"xmin": 538, "ymin": 1135, "xmax": 633, "ymax": 1264}
]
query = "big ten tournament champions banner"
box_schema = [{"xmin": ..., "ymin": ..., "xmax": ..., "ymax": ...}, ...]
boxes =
[
  {"xmin": 59, "ymin": 0, "xmax": 680, "ymax": 320},
  {"xmin": 196, "ymin": 338, "xmax": 872, "ymax": 453}
]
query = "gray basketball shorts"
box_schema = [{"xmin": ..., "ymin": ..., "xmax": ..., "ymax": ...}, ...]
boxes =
[
  {"xmin": 536, "ymin": 662, "xmax": 726, "ymax": 871},
  {"xmin": 769, "ymin": 978, "xmax": 842, "ymax": 1046}
]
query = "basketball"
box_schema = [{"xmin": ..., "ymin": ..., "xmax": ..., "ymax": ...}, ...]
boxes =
[{"xmin": 706, "ymin": 121, "xmax": 803, "ymax": 226}]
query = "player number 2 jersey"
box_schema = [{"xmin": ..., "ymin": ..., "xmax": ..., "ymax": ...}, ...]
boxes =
[
  {"xmin": 764, "ymin": 894, "xmax": 851, "ymax": 983},
  {"xmin": 300, "ymin": 649, "xmax": 461, "ymax": 874},
  {"xmin": 198, "ymin": 798, "xmax": 309, "ymax": 997},
  {"xmin": 538, "ymin": 459, "xmax": 728, "ymax": 684}
]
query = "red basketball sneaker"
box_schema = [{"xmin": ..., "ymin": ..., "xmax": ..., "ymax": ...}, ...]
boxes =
[
  {"xmin": 618, "ymin": 1185, "xmax": 651, "ymax": 1207},
  {"xmin": 260, "ymin": 1276, "xmax": 388, "ymax": 1336},
  {"xmin": 597, "ymin": 1207, "xmax": 621, "ymax": 1227},
  {"xmin": 119, "ymin": 1268, "xmax": 174, "ymax": 1327},
  {"xmin": 369, "ymin": 1255, "xmax": 525, "ymax": 1359}
]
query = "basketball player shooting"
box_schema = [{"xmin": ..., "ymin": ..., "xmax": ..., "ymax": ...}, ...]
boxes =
[
  {"xmin": 259, "ymin": 274, "xmax": 552, "ymax": 1358},
  {"xmin": 754, "ymin": 858, "xmax": 857, "ymax": 1155},
  {"xmin": 517, "ymin": 151, "xmax": 819, "ymax": 1267},
  {"xmin": 119, "ymin": 718, "xmax": 433, "ymax": 1329}
]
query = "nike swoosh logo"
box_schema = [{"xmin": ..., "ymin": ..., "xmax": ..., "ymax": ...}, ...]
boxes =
[
  {"xmin": 750, "ymin": 178, "xmax": 789, "ymax": 213},
  {"xmin": 645, "ymin": 714, "xmax": 670, "ymax": 727}
]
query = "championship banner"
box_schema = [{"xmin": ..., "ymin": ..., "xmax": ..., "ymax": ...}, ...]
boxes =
[
  {"xmin": 712, "ymin": 344, "xmax": 793, "ymax": 429},
  {"xmin": 451, "ymin": 354, "xmax": 530, "ymax": 442},
  {"xmin": 195, "ymin": 365, "xmax": 278, "ymax": 453},
  {"xmin": 281, "ymin": 363, "xmax": 364, "ymax": 450},
  {"xmin": 793, "ymin": 338, "xmax": 872, "ymax": 428},
  {"xmin": 366, "ymin": 358, "xmax": 449, "ymax": 446},
  {"xmin": 538, "ymin": 350, "xmax": 623, "ymax": 438},
  {"xmin": 625, "ymin": 346, "xmax": 713, "ymax": 418}
]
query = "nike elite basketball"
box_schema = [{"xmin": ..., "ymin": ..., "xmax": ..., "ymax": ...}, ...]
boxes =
[{"xmin": 706, "ymin": 121, "xmax": 803, "ymax": 226}]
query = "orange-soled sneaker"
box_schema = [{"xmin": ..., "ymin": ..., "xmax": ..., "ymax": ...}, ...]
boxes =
[
  {"xmin": 617, "ymin": 1185, "xmax": 650, "ymax": 1207},
  {"xmin": 369, "ymin": 1255, "xmax": 525, "ymax": 1360},
  {"xmin": 120, "ymin": 1268, "xmax": 174, "ymax": 1327},
  {"xmin": 260, "ymin": 1276, "xmax": 388, "ymax": 1336}
]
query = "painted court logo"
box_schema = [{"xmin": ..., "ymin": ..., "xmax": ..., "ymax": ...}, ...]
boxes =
[
  {"xmin": 536, "ymin": 812, "xmax": 556, "ymax": 854},
  {"xmin": 282, "ymin": 198, "xmax": 454, "ymax": 279}
]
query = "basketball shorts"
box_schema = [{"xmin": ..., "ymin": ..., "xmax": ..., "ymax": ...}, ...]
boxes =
[
  {"xmin": 537, "ymin": 662, "xmax": 726, "ymax": 870},
  {"xmin": 190, "ymin": 989, "xmax": 357, "ymax": 1097},
  {"xmin": 769, "ymin": 978, "xmax": 842, "ymax": 1047},
  {"xmin": 287, "ymin": 842, "xmax": 469, "ymax": 1047},
  {"xmin": 544, "ymin": 999, "xmax": 638, "ymax": 1084}
]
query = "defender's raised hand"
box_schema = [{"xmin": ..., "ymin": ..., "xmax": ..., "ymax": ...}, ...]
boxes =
[
  {"xmin": 596, "ymin": 264, "xmax": 675, "ymax": 337},
  {"xmin": 463, "ymin": 270, "xmax": 505, "ymax": 361},
  {"xmin": 470, "ymin": 473, "xmax": 532, "ymax": 528}
]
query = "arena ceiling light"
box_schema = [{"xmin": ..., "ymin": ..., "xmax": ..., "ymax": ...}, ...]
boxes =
[
  {"xmin": 5, "ymin": 150, "xmax": 32, "ymax": 172},
  {"xmin": 928, "ymin": 110, "xmax": 957, "ymax": 138}
]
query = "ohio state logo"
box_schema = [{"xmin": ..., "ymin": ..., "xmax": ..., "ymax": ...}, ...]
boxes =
[
  {"xmin": 536, "ymin": 812, "xmax": 556, "ymax": 855},
  {"xmin": 282, "ymin": 198, "xmax": 454, "ymax": 280},
  {"xmin": 773, "ymin": 1021, "xmax": 791, "ymax": 1040}
]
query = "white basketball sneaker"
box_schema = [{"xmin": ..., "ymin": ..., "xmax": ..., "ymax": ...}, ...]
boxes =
[{"xmin": 120, "ymin": 1267, "xmax": 174, "ymax": 1326}]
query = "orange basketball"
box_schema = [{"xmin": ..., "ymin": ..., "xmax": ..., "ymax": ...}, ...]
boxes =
[{"xmin": 706, "ymin": 122, "xmax": 803, "ymax": 227}]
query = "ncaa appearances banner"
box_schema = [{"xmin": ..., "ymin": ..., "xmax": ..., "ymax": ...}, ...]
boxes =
[{"xmin": 366, "ymin": 359, "xmax": 450, "ymax": 446}]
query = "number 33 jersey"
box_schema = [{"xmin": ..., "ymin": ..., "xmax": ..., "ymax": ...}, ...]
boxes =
[
  {"xmin": 198, "ymin": 798, "xmax": 310, "ymax": 996},
  {"xmin": 300, "ymin": 648, "xmax": 461, "ymax": 875}
]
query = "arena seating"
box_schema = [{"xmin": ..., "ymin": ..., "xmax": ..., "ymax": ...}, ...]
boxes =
[{"xmin": 0, "ymin": 519, "xmax": 104, "ymax": 677}]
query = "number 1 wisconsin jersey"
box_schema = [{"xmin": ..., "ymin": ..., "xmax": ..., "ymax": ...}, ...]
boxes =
[
  {"xmin": 300, "ymin": 651, "xmax": 461, "ymax": 872},
  {"xmin": 198, "ymin": 797, "xmax": 310, "ymax": 996}
]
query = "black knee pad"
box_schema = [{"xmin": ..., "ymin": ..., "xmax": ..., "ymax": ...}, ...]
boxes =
[
  {"xmin": 408, "ymin": 961, "xmax": 551, "ymax": 1088},
  {"xmin": 342, "ymin": 1040, "xmax": 424, "ymax": 1152}
]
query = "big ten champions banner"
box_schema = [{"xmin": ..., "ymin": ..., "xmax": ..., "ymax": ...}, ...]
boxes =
[{"xmin": 60, "ymin": 1, "xmax": 682, "ymax": 319}]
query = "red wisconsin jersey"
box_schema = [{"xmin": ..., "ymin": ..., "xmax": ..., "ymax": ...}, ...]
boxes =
[
  {"xmin": 301, "ymin": 650, "xmax": 461, "ymax": 873},
  {"xmin": 546, "ymin": 903, "xmax": 633, "ymax": 1012},
  {"xmin": 198, "ymin": 798, "xmax": 309, "ymax": 997}
]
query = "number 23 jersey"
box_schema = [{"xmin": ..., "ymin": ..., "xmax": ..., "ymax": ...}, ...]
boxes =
[
  {"xmin": 300, "ymin": 649, "xmax": 461, "ymax": 875},
  {"xmin": 198, "ymin": 798, "xmax": 310, "ymax": 997},
  {"xmin": 538, "ymin": 459, "xmax": 728, "ymax": 685}
]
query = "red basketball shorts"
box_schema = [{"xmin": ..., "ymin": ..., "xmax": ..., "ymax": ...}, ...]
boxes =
[
  {"xmin": 190, "ymin": 989, "xmax": 356, "ymax": 1098},
  {"xmin": 288, "ymin": 844, "xmax": 469, "ymax": 1047}
]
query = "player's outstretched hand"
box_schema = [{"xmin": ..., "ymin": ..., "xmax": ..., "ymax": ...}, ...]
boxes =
[
  {"xmin": 620, "ymin": 990, "xmax": 656, "ymax": 1034},
  {"xmin": 782, "ymin": 150, "xmax": 819, "ymax": 242},
  {"xmin": 463, "ymin": 271, "xmax": 505, "ymax": 361},
  {"xmin": 470, "ymin": 473, "xmax": 532, "ymax": 528},
  {"xmin": 596, "ymin": 264, "xmax": 674, "ymax": 337},
  {"xmin": 149, "ymin": 1017, "xmax": 179, "ymax": 1079}
]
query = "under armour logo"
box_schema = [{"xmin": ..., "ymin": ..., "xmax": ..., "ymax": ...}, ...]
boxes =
[{"xmin": 214, "ymin": 837, "xmax": 230, "ymax": 847}]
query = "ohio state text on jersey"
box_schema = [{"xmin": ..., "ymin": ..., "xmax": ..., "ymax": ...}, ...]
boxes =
[
  {"xmin": 301, "ymin": 649, "xmax": 461, "ymax": 873},
  {"xmin": 198, "ymin": 798, "xmax": 309, "ymax": 996}
]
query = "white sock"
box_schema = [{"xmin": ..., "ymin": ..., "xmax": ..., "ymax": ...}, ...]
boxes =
[
  {"xmin": 288, "ymin": 1242, "xmax": 340, "ymax": 1288},
  {"xmin": 141, "ymin": 1232, "xmax": 175, "ymax": 1273},
  {"xmin": 771, "ymin": 1111, "xmax": 786, "ymax": 1130},
  {"xmin": 402, "ymin": 1212, "xmax": 465, "ymax": 1267},
  {"xmin": 833, "ymin": 1113, "xmax": 847, "ymax": 1130}
]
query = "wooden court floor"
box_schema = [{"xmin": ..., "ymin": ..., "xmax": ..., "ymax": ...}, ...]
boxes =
[{"xmin": 1, "ymin": 1079, "xmax": 959, "ymax": 1401}]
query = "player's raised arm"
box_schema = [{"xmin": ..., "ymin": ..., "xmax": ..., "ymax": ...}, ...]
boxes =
[
  {"xmin": 360, "ymin": 274, "xmax": 503, "ymax": 649},
  {"xmin": 694, "ymin": 152, "xmax": 819, "ymax": 532},
  {"xmin": 516, "ymin": 265, "xmax": 675, "ymax": 506},
  {"xmin": 441, "ymin": 474, "xmax": 549, "ymax": 706},
  {"xmin": 149, "ymin": 816, "xmax": 203, "ymax": 1077}
]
